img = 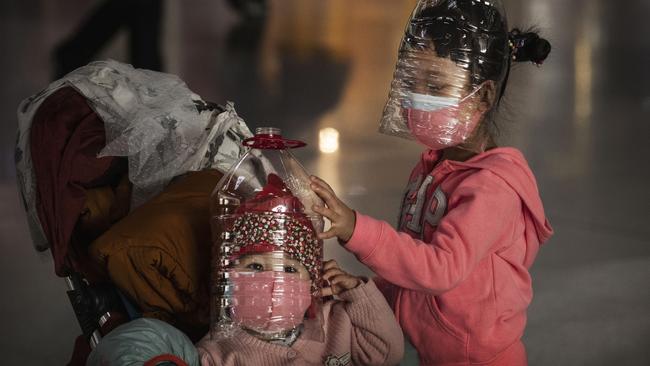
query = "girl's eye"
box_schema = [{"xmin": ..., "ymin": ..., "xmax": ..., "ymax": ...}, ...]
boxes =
[
  {"xmin": 284, "ymin": 266, "xmax": 297, "ymax": 273},
  {"xmin": 246, "ymin": 263, "xmax": 264, "ymax": 271},
  {"xmin": 402, "ymin": 79, "xmax": 415, "ymax": 89},
  {"xmin": 427, "ymin": 84, "xmax": 445, "ymax": 93}
]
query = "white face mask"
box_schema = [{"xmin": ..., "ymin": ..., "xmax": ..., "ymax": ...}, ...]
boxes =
[
  {"xmin": 400, "ymin": 89, "xmax": 483, "ymax": 151},
  {"xmin": 402, "ymin": 92, "xmax": 460, "ymax": 111}
]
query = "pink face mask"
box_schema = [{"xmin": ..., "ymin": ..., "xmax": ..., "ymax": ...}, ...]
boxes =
[
  {"xmin": 229, "ymin": 271, "xmax": 312, "ymax": 334},
  {"xmin": 404, "ymin": 91, "xmax": 483, "ymax": 151}
]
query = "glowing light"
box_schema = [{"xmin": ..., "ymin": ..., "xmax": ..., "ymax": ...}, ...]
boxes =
[
  {"xmin": 574, "ymin": 35, "xmax": 592, "ymax": 126},
  {"xmin": 319, "ymin": 128, "xmax": 339, "ymax": 153}
]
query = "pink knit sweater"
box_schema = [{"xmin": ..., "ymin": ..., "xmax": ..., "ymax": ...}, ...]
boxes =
[{"xmin": 197, "ymin": 279, "xmax": 404, "ymax": 366}]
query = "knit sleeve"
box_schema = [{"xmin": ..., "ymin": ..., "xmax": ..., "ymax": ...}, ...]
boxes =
[
  {"xmin": 198, "ymin": 351, "xmax": 216, "ymax": 366},
  {"xmin": 195, "ymin": 339, "xmax": 224, "ymax": 366},
  {"xmin": 337, "ymin": 279, "xmax": 404, "ymax": 366}
]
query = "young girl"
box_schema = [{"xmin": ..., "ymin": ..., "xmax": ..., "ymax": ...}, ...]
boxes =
[
  {"xmin": 197, "ymin": 178, "xmax": 404, "ymax": 366},
  {"xmin": 310, "ymin": 1, "xmax": 553, "ymax": 365}
]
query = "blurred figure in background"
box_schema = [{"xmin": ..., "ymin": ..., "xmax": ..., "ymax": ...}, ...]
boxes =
[
  {"xmin": 52, "ymin": 0, "xmax": 269, "ymax": 79},
  {"xmin": 226, "ymin": 0, "xmax": 267, "ymax": 20},
  {"xmin": 53, "ymin": 0, "xmax": 165, "ymax": 78}
]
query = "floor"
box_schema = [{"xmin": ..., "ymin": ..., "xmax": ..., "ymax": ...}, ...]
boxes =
[{"xmin": 0, "ymin": 0, "xmax": 649, "ymax": 365}]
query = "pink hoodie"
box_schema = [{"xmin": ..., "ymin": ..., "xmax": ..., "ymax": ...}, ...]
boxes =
[{"xmin": 346, "ymin": 147, "xmax": 553, "ymax": 365}]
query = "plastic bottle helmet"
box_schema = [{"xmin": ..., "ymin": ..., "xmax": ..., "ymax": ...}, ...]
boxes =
[
  {"xmin": 209, "ymin": 127, "xmax": 325, "ymax": 342},
  {"xmin": 379, "ymin": 0, "xmax": 550, "ymax": 151}
]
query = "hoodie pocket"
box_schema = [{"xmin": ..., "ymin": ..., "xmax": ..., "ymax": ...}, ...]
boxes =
[
  {"xmin": 399, "ymin": 291, "xmax": 468, "ymax": 364},
  {"xmin": 427, "ymin": 295, "xmax": 468, "ymax": 345}
]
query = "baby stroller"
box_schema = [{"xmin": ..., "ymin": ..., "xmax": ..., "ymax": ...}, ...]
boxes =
[{"xmin": 15, "ymin": 61, "xmax": 251, "ymax": 365}]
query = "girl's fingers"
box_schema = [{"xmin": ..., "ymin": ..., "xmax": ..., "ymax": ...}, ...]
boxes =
[
  {"xmin": 310, "ymin": 183, "xmax": 341, "ymax": 209},
  {"xmin": 322, "ymin": 268, "xmax": 345, "ymax": 281},
  {"xmin": 310, "ymin": 178, "xmax": 345, "ymax": 210},
  {"xmin": 318, "ymin": 229, "xmax": 338, "ymax": 240},
  {"xmin": 312, "ymin": 205, "xmax": 339, "ymax": 221},
  {"xmin": 320, "ymin": 286, "xmax": 334, "ymax": 297},
  {"xmin": 322, "ymin": 259, "xmax": 339, "ymax": 271},
  {"xmin": 328, "ymin": 274, "xmax": 360, "ymax": 290},
  {"xmin": 328, "ymin": 273, "xmax": 351, "ymax": 284},
  {"xmin": 310, "ymin": 176, "xmax": 336, "ymax": 196},
  {"xmin": 321, "ymin": 277, "xmax": 359, "ymax": 297}
]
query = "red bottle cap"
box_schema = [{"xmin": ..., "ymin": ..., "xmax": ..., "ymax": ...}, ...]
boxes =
[{"xmin": 243, "ymin": 127, "xmax": 306, "ymax": 149}]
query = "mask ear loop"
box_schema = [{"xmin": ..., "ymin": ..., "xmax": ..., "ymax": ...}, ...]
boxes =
[
  {"xmin": 458, "ymin": 84, "xmax": 483, "ymax": 103},
  {"xmin": 455, "ymin": 84, "xmax": 492, "ymax": 153}
]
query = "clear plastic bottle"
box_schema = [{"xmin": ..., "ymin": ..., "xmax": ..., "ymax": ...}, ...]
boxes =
[{"xmin": 209, "ymin": 127, "xmax": 324, "ymax": 342}]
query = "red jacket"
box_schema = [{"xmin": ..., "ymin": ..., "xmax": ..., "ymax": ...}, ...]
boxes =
[{"xmin": 346, "ymin": 147, "xmax": 553, "ymax": 365}]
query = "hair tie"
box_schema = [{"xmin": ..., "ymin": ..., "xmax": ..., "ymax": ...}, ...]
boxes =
[
  {"xmin": 508, "ymin": 28, "xmax": 549, "ymax": 65},
  {"xmin": 508, "ymin": 28, "xmax": 524, "ymax": 62}
]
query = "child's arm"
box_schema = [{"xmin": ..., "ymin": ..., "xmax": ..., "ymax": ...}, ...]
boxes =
[
  {"xmin": 195, "ymin": 338, "xmax": 225, "ymax": 366},
  {"xmin": 323, "ymin": 261, "xmax": 405, "ymax": 366},
  {"xmin": 311, "ymin": 172, "xmax": 521, "ymax": 294},
  {"xmin": 198, "ymin": 351, "xmax": 217, "ymax": 366}
]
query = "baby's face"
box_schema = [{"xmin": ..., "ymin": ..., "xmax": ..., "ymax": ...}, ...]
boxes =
[{"xmin": 234, "ymin": 252, "xmax": 310, "ymax": 281}]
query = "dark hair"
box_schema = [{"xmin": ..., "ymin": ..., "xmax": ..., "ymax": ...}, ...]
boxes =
[
  {"xmin": 508, "ymin": 28, "xmax": 552, "ymax": 64},
  {"xmin": 404, "ymin": 0, "xmax": 551, "ymax": 102}
]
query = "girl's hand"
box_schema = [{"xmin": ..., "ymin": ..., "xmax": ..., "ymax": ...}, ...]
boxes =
[
  {"xmin": 320, "ymin": 260, "xmax": 362, "ymax": 297},
  {"xmin": 310, "ymin": 176, "xmax": 356, "ymax": 242}
]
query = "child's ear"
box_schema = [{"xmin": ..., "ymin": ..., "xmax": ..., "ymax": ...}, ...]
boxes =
[{"xmin": 477, "ymin": 80, "xmax": 497, "ymax": 113}]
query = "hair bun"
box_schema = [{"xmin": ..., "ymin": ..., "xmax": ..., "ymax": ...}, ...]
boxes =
[{"xmin": 509, "ymin": 28, "xmax": 551, "ymax": 65}]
